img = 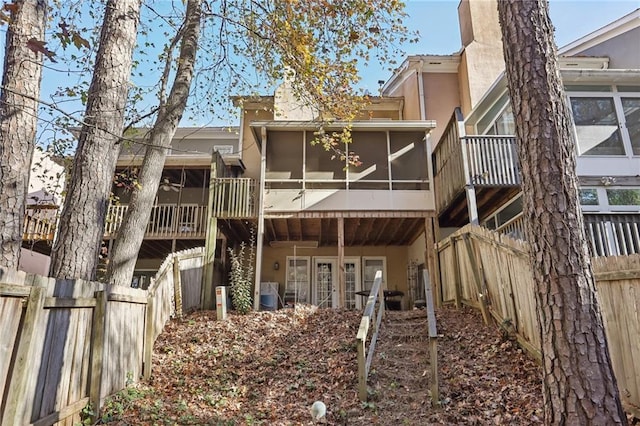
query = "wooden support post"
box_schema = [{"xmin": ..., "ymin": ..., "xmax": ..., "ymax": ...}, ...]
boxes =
[
  {"xmin": 356, "ymin": 316, "xmax": 369, "ymax": 401},
  {"xmin": 424, "ymin": 214, "xmax": 440, "ymax": 307},
  {"xmin": 463, "ymin": 235, "xmax": 490, "ymax": 324},
  {"xmin": 215, "ymin": 286, "xmax": 228, "ymax": 320},
  {"xmin": 89, "ymin": 289, "xmax": 107, "ymax": 421},
  {"xmin": 173, "ymin": 256, "xmax": 183, "ymax": 318},
  {"xmin": 2, "ymin": 283, "xmax": 46, "ymax": 426},
  {"xmin": 452, "ymin": 238, "xmax": 462, "ymax": 309},
  {"xmin": 253, "ymin": 126, "xmax": 268, "ymax": 311},
  {"xmin": 423, "ymin": 271, "xmax": 439, "ymax": 406},
  {"xmin": 202, "ymin": 152, "xmax": 218, "ymax": 310},
  {"xmin": 143, "ymin": 295, "xmax": 154, "ymax": 380},
  {"xmin": 337, "ymin": 217, "xmax": 345, "ymax": 308}
]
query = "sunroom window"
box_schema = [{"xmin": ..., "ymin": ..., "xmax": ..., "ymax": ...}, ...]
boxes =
[{"xmin": 567, "ymin": 85, "xmax": 640, "ymax": 157}]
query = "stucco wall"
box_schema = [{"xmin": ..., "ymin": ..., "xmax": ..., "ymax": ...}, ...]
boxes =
[
  {"xmin": 387, "ymin": 72, "xmax": 421, "ymax": 120},
  {"xmin": 19, "ymin": 249, "xmax": 51, "ymax": 275},
  {"xmin": 423, "ymin": 72, "xmax": 461, "ymax": 146},
  {"xmin": 576, "ymin": 28, "xmax": 640, "ymax": 69}
]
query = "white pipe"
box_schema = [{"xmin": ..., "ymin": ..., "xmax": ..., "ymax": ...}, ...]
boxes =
[{"xmin": 418, "ymin": 60, "xmax": 426, "ymax": 120}]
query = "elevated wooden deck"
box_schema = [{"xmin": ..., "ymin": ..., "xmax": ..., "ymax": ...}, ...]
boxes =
[{"xmin": 434, "ymin": 109, "xmax": 521, "ymax": 227}]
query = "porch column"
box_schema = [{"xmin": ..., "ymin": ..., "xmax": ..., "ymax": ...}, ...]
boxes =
[
  {"xmin": 253, "ymin": 126, "xmax": 268, "ymax": 311},
  {"xmin": 424, "ymin": 213, "xmax": 441, "ymax": 307},
  {"xmin": 459, "ymin": 123, "xmax": 479, "ymax": 225},
  {"xmin": 337, "ymin": 216, "xmax": 345, "ymax": 308},
  {"xmin": 202, "ymin": 153, "xmax": 218, "ymax": 309}
]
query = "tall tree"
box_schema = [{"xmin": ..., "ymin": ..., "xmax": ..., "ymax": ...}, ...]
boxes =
[
  {"xmin": 497, "ymin": 1, "xmax": 627, "ymax": 423},
  {"xmin": 0, "ymin": 0, "xmax": 47, "ymax": 269},
  {"xmin": 49, "ymin": 0, "xmax": 142, "ymax": 280},
  {"xmin": 107, "ymin": 0, "xmax": 202, "ymax": 287}
]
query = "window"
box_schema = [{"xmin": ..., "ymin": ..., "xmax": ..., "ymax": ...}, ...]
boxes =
[
  {"xmin": 579, "ymin": 189, "xmax": 599, "ymax": 205},
  {"xmin": 570, "ymin": 97, "xmax": 624, "ymax": 156},
  {"xmin": 622, "ymin": 98, "xmax": 640, "ymax": 154},
  {"xmin": 485, "ymin": 104, "xmax": 515, "ymax": 136},
  {"xmin": 362, "ymin": 257, "xmax": 386, "ymax": 292},
  {"xmin": 606, "ymin": 189, "xmax": 640, "ymax": 206},
  {"xmin": 567, "ymin": 85, "xmax": 640, "ymax": 157}
]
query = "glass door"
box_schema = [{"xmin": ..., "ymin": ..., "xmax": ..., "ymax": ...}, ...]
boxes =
[
  {"xmin": 314, "ymin": 258, "xmax": 338, "ymax": 308},
  {"xmin": 344, "ymin": 258, "xmax": 362, "ymax": 309},
  {"xmin": 285, "ymin": 257, "xmax": 310, "ymax": 306}
]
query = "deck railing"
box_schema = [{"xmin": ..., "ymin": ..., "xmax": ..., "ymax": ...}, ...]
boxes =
[
  {"xmin": 493, "ymin": 212, "xmax": 640, "ymax": 257},
  {"xmin": 356, "ymin": 270, "xmax": 385, "ymax": 401},
  {"xmin": 463, "ymin": 136, "xmax": 520, "ymax": 186},
  {"xmin": 210, "ymin": 177, "xmax": 256, "ymax": 218},
  {"xmin": 105, "ymin": 204, "xmax": 208, "ymax": 239},
  {"xmin": 23, "ymin": 207, "xmax": 58, "ymax": 242},
  {"xmin": 433, "ymin": 109, "xmax": 520, "ymax": 212}
]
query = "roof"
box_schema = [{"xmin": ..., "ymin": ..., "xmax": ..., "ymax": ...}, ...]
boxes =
[
  {"xmin": 381, "ymin": 55, "xmax": 461, "ymax": 96},
  {"xmin": 559, "ymin": 8, "xmax": 640, "ymax": 56},
  {"xmin": 249, "ymin": 120, "xmax": 436, "ymax": 147}
]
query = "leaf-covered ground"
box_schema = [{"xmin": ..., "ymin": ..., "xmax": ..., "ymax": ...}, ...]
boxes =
[{"xmin": 104, "ymin": 305, "xmax": 547, "ymax": 425}]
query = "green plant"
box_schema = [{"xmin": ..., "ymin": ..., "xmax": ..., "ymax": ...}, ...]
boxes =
[{"xmin": 228, "ymin": 228, "xmax": 256, "ymax": 314}]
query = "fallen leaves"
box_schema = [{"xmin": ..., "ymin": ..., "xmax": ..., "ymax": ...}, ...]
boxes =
[{"xmin": 106, "ymin": 305, "xmax": 548, "ymax": 425}]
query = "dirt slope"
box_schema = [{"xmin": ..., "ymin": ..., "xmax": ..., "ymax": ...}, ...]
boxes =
[{"xmin": 103, "ymin": 305, "xmax": 545, "ymax": 425}]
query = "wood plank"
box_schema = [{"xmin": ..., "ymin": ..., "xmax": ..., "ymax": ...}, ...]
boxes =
[
  {"xmin": 89, "ymin": 290, "xmax": 107, "ymax": 422},
  {"xmin": 30, "ymin": 396, "xmax": 90, "ymax": 426},
  {"xmin": 107, "ymin": 293, "xmax": 148, "ymax": 305},
  {"xmin": 0, "ymin": 283, "xmax": 31, "ymax": 297},
  {"xmin": 173, "ymin": 257, "xmax": 183, "ymax": 318},
  {"xmin": 43, "ymin": 297, "xmax": 97, "ymax": 308},
  {"xmin": 595, "ymin": 269, "xmax": 640, "ymax": 282},
  {"xmin": 462, "ymin": 235, "xmax": 490, "ymax": 325},
  {"xmin": 2, "ymin": 284, "xmax": 46, "ymax": 425}
]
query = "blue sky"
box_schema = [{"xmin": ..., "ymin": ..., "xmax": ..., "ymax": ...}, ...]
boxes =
[
  {"xmin": 1, "ymin": 0, "xmax": 638, "ymax": 134},
  {"xmin": 357, "ymin": 0, "xmax": 640, "ymax": 92}
]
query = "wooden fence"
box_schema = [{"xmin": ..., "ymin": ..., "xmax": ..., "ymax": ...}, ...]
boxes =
[
  {"xmin": 0, "ymin": 247, "xmax": 206, "ymax": 425},
  {"xmin": 436, "ymin": 225, "xmax": 640, "ymax": 418}
]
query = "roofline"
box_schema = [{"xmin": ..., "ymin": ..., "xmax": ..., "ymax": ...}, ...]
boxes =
[
  {"xmin": 465, "ymin": 68, "xmax": 640, "ymax": 127},
  {"xmin": 381, "ymin": 54, "xmax": 461, "ymax": 95},
  {"xmin": 249, "ymin": 120, "xmax": 436, "ymax": 147},
  {"xmin": 559, "ymin": 8, "xmax": 640, "ymax": 56}
]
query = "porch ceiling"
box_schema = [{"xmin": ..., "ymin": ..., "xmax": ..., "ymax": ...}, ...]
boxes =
[
  {"xmin": 438, "ymin": 186, "xmax": 521, "ymax": 227},
  {"xmin": 257, "ymin": 215, "xmax": 426, "ymax": 247}
]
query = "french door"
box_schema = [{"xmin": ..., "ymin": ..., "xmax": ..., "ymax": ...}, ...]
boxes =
[{"xmin": 313, "ymin": 257, "xmax": 361, "ymax": 308}]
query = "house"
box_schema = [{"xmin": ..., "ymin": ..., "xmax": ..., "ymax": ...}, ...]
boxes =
[
  {"xmin": 20, "ymin": 147, "xmax": 66, "ymax": 275},
  {"xmin": 105, "ymin": 127, "xmax": 248, "ymax": 288},
  {"xmin": 237, "ymin": 81, "xmax": 439, "ymax": 310},
  {"xmin": 383, "ymin": 1, "xmax": 640, "ymax": 257}
]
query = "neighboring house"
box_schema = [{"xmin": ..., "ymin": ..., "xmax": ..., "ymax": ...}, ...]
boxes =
[
  {"xmin": 106, "ymin": 127, "xmax": 247, "ymax": 288},
  {"xmin": 237, "ymin": 81, "xmax": 438, "ymax": 310},
  {"xmin": 20, "ymin": 147, "xmax": 66, "ymax": 275},
  {"xmin": 383, "ymin": 1, "xmax": 640, "ymax": 257}
]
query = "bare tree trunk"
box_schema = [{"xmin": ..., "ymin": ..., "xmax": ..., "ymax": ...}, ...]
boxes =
[
  {"xmin": 107, "ymin": 0, "xmax": 202, "ymax": 287},
  {"xmin": 50, "ymin": 0, "xmax": 142, "ymax": 280},
  {"xmin": 497, "ymin": 1, "xmax": 627, "ymax": 424},
  {"xmin": 0, "ymin": 0, "xmax": 47, "ymax": 269}
]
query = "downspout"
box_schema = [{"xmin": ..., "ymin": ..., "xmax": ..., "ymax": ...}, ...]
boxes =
[{"xmin": 418, "ymin": 60, "xmax": 426, "ymax": 120}]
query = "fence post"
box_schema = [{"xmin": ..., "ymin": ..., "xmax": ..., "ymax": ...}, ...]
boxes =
[
  {"xmin": 173, "ymin": 256, "xmax": 183, "ymax": 318},
  {"xmin": 356, "ymin": 316, "xmax": 369, "ymax": 401},
  {"xmin": 423, "ymin": 271, "xmax": 440, "ymax": 406},
  {"xmin": 143, "ymin": 295, "xmax": 155, "ymax": 380},
  {"xmin": 89, "ymin": 290, "xmax": 107, "ymax": 422},
  {"xmin": 2, "ymin": 283, "xmax": 46, "ymax": 425},
  {"xmin": 452, "ymin": 238, "xmax": 462, "ymax": 309}
]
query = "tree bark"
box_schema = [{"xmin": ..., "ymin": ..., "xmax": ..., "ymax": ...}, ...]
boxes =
[
  {"xmin": 497, "ymin": 1, "xmax": 627, "ymax": 424},
  {"xmin": 107, "ymin": 0, "xmax": 202, "ymax": 287},
  {"xmin": 49, "ymin": 0, "xmax": 142, "ymax": 280},
  {"xmin": 0, "ymin": 0, "xmax": 47, "ymax": 269}
]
